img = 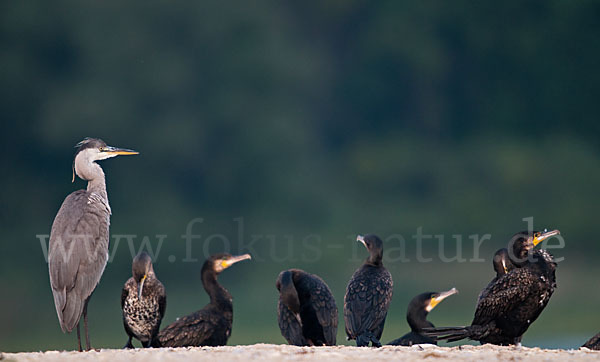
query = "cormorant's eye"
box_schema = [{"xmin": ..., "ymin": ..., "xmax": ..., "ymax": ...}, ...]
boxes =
[{"xmin": 534, "ymin": 232, "xmax": 540, "ymax": 238}]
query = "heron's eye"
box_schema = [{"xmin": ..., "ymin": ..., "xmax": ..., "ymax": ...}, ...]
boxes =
[{"xmin": 99, "ymin": 147, "xmax": 104, "ymax": 151}]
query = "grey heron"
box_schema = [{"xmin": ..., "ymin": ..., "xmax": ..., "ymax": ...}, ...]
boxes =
[{"xmin": 48, "ymin": 137, "xmax": 138, "ymax": 351}]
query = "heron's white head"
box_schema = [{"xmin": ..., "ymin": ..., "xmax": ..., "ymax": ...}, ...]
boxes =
[{"xmin": 72, "ymin": 138, "xmax": 138, "ymax": 182}]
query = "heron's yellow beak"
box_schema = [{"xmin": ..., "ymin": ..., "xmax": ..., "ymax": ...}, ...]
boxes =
[
  {"xmin": 533, "ymin": 229, "xmax": 560, "ymax": 247},
  {"xmin": 222, "ymin": 254, "xmax": 252, "ymax": 269},
  {"xmin": 101, "ymin": 146, "xmax": 139, "ymax": 155}
]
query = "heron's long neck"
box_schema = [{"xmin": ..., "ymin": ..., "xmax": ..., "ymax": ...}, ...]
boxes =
[
  {"xmin": 86, "ymin": 168, "xmax": 107, "ymax": 196},
  {"xmin": 74, "ymin": 155, "xmax": 107, "ymax": 197}
]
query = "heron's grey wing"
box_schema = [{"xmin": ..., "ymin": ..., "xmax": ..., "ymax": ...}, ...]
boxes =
[
  {"xmin": 48, "ymin": 190, "xmax": 111, "ymax": 332},
  {"xmin": 277, "ymin": 298, "xmax": 307, "ymax": 345},
  {"xmin": 308, "ymin": 275, "xmax": 338, "ymax": 345}
]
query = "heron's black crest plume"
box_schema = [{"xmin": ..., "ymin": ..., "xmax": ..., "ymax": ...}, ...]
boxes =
[{"xmin": 74, "ymin": 137, "xmax": 107, "ymax": 153}]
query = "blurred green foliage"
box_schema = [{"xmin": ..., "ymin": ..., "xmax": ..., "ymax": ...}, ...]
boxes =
[{"xmin": 1, "ymin": 0, "xmax": 599, "ymax": 352}]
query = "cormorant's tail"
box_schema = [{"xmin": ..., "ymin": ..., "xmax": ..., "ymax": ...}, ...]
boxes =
[
  {"xmin": 421, "ymin": 326, "xmax": 473, "ymax": 343},
  {"xmin": 356, "ymin": 331, "xmax": 382, "ymax": 347}
]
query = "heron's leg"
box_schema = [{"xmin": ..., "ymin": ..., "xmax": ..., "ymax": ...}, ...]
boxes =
[
  {"xmin": 83, "ymin": 299, "xmax": 91, "ymax": 351},
  {"xmin": 77, "ymin": 323, "xmax": 83, "ymax": 352}
]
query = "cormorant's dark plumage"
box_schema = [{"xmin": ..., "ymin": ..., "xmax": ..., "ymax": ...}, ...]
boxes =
[
  {"xmin": 423, "ymin": 230, "xmax": 559, "ymax": 346},
  {"xmin": 493, "ymin": 248, "xmax": 515, "ymax": 277},
  {"xmin": 583, "ymin": 332, "xmax": 600, "ymax": 350},
  {"xmin": 477, "ymin": 248, "xmax": 517, "ymax": 303},
  {"xmin": 157, "ymin": 253, "xmax": 251, "ymax": 347},
  {"xmin": 344, "ymin": 234, "xmax": 393, "ymax": 347},
  {"xmin": 121, "ymin": 252, "xmax": 166, "ymax": 348},
  {"xmin": 276, "ymin": 269, "xmax": 338, "ymax": 346},
  {"xmin": 388, "ymin": 288, "xmax": 458, "ymax": 346}
]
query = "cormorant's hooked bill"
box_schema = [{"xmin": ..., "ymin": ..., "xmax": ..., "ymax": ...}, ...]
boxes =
[
  {"xmin": 532, "ymin": 229, "xmax": 560, "ymax": 246},
  {"xmin": 138, "ymin": 275, "xmax": 147, "ymax": 300},
  {"xmin": 132, "ymin": 252, "xmax": 153, "ymax": 300},
  {"xmin": 426, "ymin": 288, "xmax": 459, "ymax": 312},
  {"xmin": 357, "ymin": 234, "xmax": 367, "ymax": 248},
  {"xmin": 221, "ymin": 254, "xmax": 252, "ymax": 268}
]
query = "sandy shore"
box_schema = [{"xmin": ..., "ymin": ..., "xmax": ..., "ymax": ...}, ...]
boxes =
[{"xmin": 3, "ymin": 344, "xmax": 600, "ymax": 362}]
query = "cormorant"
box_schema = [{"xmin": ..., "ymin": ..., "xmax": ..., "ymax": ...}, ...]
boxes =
[
  {"xmin": 121, "ymin": 252, "xmax": 166, "ymax": 348},
  {"xmin": 493, "ymin": 248, "xmax": 515, "ymax": 277},
  {"xmin": 48, "ymin": 138, "xmax": 138, "ymax": 351},
  {"xmin": 157, "ymin": 253, "xmax": 251, "ymax": 347},
  {"xmin": 344, "ymin": 234, "xmax": 393, "ymax": 347},
  {"xmin": 477, "ymin": 248, "xmax": 516, "ymax": 303},
  {"xmin": 388, "ymin": 288, "xmax": 458, "ymax": 346},
  {"xmin": 276, "ymin": 269, "xmax": 338, "ymax": 346},
  {"xmin": 423, "ymin": 230, "xmax": 559, "ymax": 346},
  {"xmin": 583, "ymin": 332, "xmax": 600, "ymax": 350}
]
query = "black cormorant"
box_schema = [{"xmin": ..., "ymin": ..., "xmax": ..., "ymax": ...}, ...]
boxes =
[
  {"xmin": 423, "ymin": 230, "xmax": 559, "ymax": 346},
  {"xmin": 477, "ymin": 248, "xmax": 516, "ymax": 303},
  {"xmin": 583, "ymin": 333, "xmax": 600, "ymax": 350},
  {"xmin": 121, "ymin": 252, "xmax": 166, "ymax": 348},
  {"xmin": 388, "ymin": 288, "xmax": 458, "ymax": 346},
  {"xmin": 493, "ymin": 248, "xmax": 515, "ymax": 277},
  {"xmin": 276, "ymin": 269, "xmax": 338, "ymax": 346},
  {"xmin": 344, "ymin": 234, "xmax": 393, "ymax": 347},
  {"xmin": 157, "ymin": 253, "xmax": 251, "ymax": 347}
]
